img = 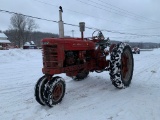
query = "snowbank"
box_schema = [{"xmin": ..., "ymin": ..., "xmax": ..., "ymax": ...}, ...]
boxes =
[
  {"xmin": 0, "ymin": 49, "xmax": 42, "ymax": 63},
  {"xmin": 0, "ymin": 48, "xmax": 160, "ymax": 120}
]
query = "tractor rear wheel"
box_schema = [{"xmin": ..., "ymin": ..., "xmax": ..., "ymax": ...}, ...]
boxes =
[
  {"xmin": 35, "ymin": 76, "xmax": 48, "ymax": 105},
  {"xmin": 44, "ymin": 76, "xmax": 66, "ymax": 107},
  {"xmin": 109, "ymin": 42, "xmax": 134, "ymax": 89}
]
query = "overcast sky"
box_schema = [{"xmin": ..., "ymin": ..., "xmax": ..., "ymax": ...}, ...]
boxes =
[{"xmin": 0, "ymin": 0, "xmax": 160, "ymax": 43}]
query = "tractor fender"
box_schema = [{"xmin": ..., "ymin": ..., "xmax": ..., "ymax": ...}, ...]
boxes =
[{"xmin": 109, "ymin": 44, "xmax": 116, "ymax": 53}]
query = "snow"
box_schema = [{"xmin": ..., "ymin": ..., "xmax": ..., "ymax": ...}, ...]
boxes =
[
  {"xmin": 0, "ymin": 33, "xmax": 10, "ymax": 43},
  {"xmin": 0, "ymin": 40, "xmax": 11, "ymax": 43},
  {"xmin": 0, "ymin": 48, "xmax": 160, "ymax": 120},
  {"xmin": 0, "ymin": 33, "xmax": 8, "ymax": 38}
]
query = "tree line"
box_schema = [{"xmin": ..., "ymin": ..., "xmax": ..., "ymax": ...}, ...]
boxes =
[
  {"xmin": 1, "ymin": 14, "xmax": 60, "ymax": 47},
  {"xmin": 1, "ymin": 14, "xmax": 159, "ymax": 48},
  {"xmin": 4, "ymin": 30, "xmax": 59, "ymax": 47}
]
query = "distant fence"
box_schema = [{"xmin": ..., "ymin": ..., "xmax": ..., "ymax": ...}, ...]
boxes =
[{"xmin": 140, "ymin": 49, "xmax": 153, "ymax": 51}]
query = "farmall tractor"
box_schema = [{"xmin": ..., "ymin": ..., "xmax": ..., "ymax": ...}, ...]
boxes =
[
  {"xmin": 35, "ymin": 28, "xmax": 134, "ymax": 107},
  {"xmin": 35, "ymin": 9, "xmax": 134, "ymax": 107}
]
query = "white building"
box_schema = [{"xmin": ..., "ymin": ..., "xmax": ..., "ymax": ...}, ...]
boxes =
[{"xmin": 0, "ymin": 33, "xmax": 11, "ymax": 50}]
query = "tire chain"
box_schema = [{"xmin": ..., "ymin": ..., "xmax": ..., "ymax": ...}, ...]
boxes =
[
  {"xmin": 109, "ymin": 42, "xmax": 127, "ymax": 89},
  {"xmin": 44, "ymin": 77, "xmax": 66, "ymax": 107},
  {"xmin": 34, "ymin": 76, "xmax": 47, "ymax": 105}
]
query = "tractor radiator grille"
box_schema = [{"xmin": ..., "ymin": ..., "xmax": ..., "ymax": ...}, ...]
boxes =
[{"xmin": 42, "ymin": 45, "xmax": 58, "ymax": 68}]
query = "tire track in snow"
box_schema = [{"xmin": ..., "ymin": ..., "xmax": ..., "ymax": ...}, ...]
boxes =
[
  {"xmin": 134, "ymin": 60, "xmax": 160, "ymax": 76},
  {"xmin": 133, "ymin": 58, "xmax": 160, "ymax": 87},
  {"xmin": 0, "ymin": 83, "xmax": 34, "ymax": 94}
]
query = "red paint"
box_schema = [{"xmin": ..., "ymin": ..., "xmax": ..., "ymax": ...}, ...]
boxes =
[{"xmin": 42, "ymin": 37, "xmax": 110, "ymax": 78}]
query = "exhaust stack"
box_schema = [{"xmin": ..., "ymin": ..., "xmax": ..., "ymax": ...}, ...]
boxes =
[
  {"xmin": 79, "ymin": 22, "xmax": 85, "ymax": 40},
  {"xmin": 58, "ymin": 6, "xmax": 64, "ymax": 38}
]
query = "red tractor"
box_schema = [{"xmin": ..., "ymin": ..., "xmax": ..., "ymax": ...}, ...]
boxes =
[{"xmin": 35, "ymin": 30, "xmax": 134, "ymax": 107}]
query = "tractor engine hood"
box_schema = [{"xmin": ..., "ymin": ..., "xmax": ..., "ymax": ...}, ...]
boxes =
[{"xmin": 42, "ymin": 38, "xmax": 95, "ymax": 51}]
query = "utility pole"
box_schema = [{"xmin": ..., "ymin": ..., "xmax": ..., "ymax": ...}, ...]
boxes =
[
  {"xmin": 58, "ymin": 6, "xmax": 64, "ymax": 38},
  {"xmin": 71, "ymin": 30, "xmax": 74, "ymax": 37}
]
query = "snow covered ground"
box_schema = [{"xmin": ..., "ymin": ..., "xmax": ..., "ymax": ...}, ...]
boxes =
[{"xmin": 0, "ymin": 48, "xmax": 160, "ymax": 120}]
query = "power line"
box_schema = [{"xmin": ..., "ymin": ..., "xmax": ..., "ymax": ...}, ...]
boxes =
[
  {"xmin": 33, "ymin": 0, "xmax": 160, "ymax": 31},
  {"xmin": 0, "ymin": 9, "xmax": 58, "ymax": 23},
  {"xmin": 1, "ymin": 9, "xmax": 160, "ymax": 37},
  {"xmin": 33, "ymin": 0, "xmax": 137, "ymax": 28},
  {"xmin": 75, "ymin": 0, "xmax": 160, "ymax": 25},
  {"xmin": 88, "ymin": 0, "xmax": 147, "ymax": 22},
  {"xmin": 97, "ymin": 0, "xmax": 160, "ymax": 24},
  {"xmin": 33, "ymin": 0, "xmax": 59, "ymax": 7}
]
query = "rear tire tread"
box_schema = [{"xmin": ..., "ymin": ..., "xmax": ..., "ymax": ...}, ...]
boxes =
[{"xmin": 109, "ymin": 42, "xmax": 134, "ymax": 89}]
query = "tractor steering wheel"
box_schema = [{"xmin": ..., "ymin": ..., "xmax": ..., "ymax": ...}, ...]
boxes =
[{"xmin": 92, "ymin": 30, "xmax": 105, "ymax": 40}]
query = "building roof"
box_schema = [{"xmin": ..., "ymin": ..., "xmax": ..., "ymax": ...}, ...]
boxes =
[
  {"xmin": 0, "ymin": 33, "xmax": 11, "ymax": 43},
  {"xmin": 0, "ymin": 40, "xmax": 11, "ymax": 43},
  {"xmin": 0, "ymin": 33, "xmax": 8, "ymax": 38}
]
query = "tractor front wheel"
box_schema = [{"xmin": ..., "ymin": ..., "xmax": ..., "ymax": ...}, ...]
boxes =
[
  {"xmin": 35, "ymin": 76, "xmax": 48, "ymax": 105},
  {"xmin": 44, "ymin": 77, "xmax": 66, "ymax": 107},
  {"xmin": 109, "ymin": 43, "xmax": 134, "ymax": 89}
]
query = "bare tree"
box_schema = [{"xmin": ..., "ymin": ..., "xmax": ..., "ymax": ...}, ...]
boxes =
[
  {"xmin": 10, "ymin": 14, "xmax": 38, "ymax": 47},
  {"xmin": 24, "ymin": 18, "xmax": 38, "ymax": 42}
]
